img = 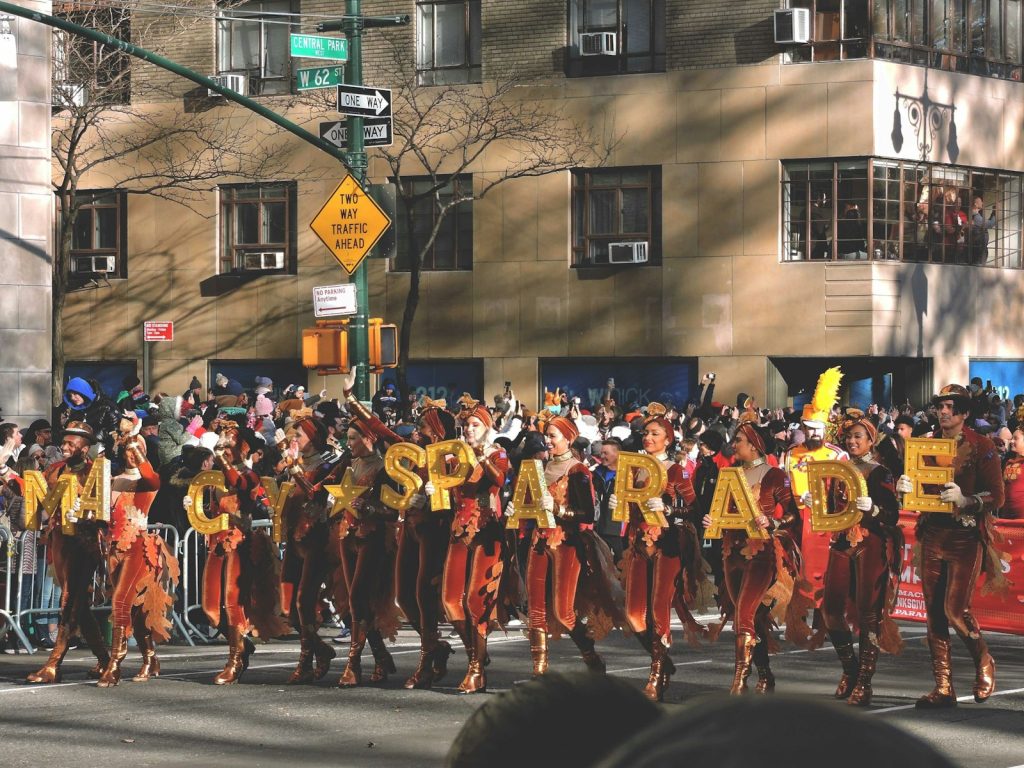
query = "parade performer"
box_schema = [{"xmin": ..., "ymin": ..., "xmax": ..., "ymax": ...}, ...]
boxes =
[
  {"xmin": 395, "ymin": 398, "xmax": 456, "ymax": 689},
  {"xmin": 522, "ymin": 415, "xmax": 623, "ymax": 684},
  {"xmin": 821, "ymin": 411, "xmax": 902, "ymax": 706},
  {"xmin": 612, "ymin": 405, "xmax": 701, "ymax": 701},
  {"xmin": 704, "ymin": 421, "xmax": 802, "ymax": 694},
  {"xmin": 440, "ymin": 399, "xmax": 510, "ymax": 694},
  {"xmin": 279, "ymin": 416, "xmax": 345, "ymax": 685},
  {"xmin": 784, "ymin": 367, "xmax": 848, "ymax": 646},
  {"xmin": 897, "ymin": 384, "xmax": 1006, "ymax": 708},
  {"xmin": 97, "ymin": 424, "xmax": 179, "ymax": 687},
  {"xmin": 191, "ymin": 425, "xmax": 287, "ymax": 685},
  {"xmin": 26, "ymin": 422, "xmax": 109, "ymax": 684}
]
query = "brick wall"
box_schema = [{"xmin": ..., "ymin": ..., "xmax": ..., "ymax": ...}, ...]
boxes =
[{"xmin": 668, "ymin": 0, "xmax": 780, "ymax": 70}]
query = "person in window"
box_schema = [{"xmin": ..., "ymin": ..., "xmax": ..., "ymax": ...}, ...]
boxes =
[
  {"xmin": 836, "ymin": 202, "xmax": 867, "ymax": 259},
  {"xmin": 969, "ymin": 195, "xmax": 997, "ymax": 265},
  {"xmin": 943, "ymin": 190, "xmax": 969, "ymax": 264},
  {"xmin": 810, "ymin": 192, "xmax": 832, "ymax": 259}
]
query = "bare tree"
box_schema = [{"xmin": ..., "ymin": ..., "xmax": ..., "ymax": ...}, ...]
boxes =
[
  {"xmin": 306, "ymin": 37, "xmax": 613, "ymax": 406},
  {"xmin": 51, "ymin": 0, "xmax": 318, "ymax": 406}
]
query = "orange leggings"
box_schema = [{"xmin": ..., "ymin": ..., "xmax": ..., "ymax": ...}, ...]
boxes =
[
  {"xmin": 441, "ymin": 537, "xmax": 503, "ymax": 635},
  {"xmin": 723, "ymin": 548, "xmax": 775, "ymax": 636},
  {"xmin": 109, "ymin": 538, "xmax": 152, "ymax": 630},
  {"xmin": 526, "ymin": 544, "xmax": 581, "ymax": 632},
  {"xmin": 821, "ymin": 534, "xmax": 888, "ymax": 641},
  {"xmin": 203, "ymin": 547, "xmax": 247, "ymax": 629},
  {"xmin": 623, "ymin": 547, "xmax": 680, "ymax": 644}
]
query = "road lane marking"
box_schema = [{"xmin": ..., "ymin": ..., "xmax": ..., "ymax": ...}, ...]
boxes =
[{"xmin": 868, "ymin": 686, "xmax": 1024, "ymax": 714}]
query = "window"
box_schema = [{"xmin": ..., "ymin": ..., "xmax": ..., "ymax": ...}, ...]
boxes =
[
  {"xmin": 219, "ymin": 183, "xmax": 297, "ymax": 274},
  {"xmin": 787, "ymin": 0, "xmax": 870, "ymax": 60},
  {"xmin": 782, "ymin": 158, "xmax": 1023, "ymax": 266},
  {"xmin": 416, "ymin": 0, "xmax": 482, "ymax": 85},
  {"xmin": 572, "ymin": 167, "xmax": 661, "ymax": 267},
  {"xmin": 566, "ymin": 0, "xmax": 666, "ymax": 77},
  {"xmin": 66, "ymin": 190, "xmax": 127, "ymax": 279},
  {"xmin": 216, "ymin": 0, "xmax": 293, "ymax": 95},
  {"xmin": 391, "ymin": 176, "xmax": 473, "ymax": 272},
  {"xmin": 52, "ymin": 8, "xmax": 131, "ymax": 107}
]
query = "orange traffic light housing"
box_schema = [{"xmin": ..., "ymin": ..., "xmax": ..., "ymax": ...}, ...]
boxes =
[
  {"xmin": 301, "ymin": 319, "xmax": 350, "ymax": 374},
  {"xmin": 368, "ymin": 317, "xmax": 398, "ymax": 372}
]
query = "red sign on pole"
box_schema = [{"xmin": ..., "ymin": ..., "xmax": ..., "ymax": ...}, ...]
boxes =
[{"xmin": 143, "ymin": 321, "xmax": 174, "ymax": 342}]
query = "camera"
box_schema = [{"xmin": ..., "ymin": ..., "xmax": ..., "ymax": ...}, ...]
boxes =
[
  {"xmin": 607, "ymin": 378, "xmax": 615, "ymax": 388},
  {"xmin": 708, "ymin": 372, "xmax": 716, "ymax": 381}
]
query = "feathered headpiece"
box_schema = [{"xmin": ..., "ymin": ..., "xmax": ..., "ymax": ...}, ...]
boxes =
[
  {"xmin": 420, "ymin": 395, "xmax": 447, "ymax": 411},
  {"xmin": 802, "ymin": 366, "xmax": 843, "ymax": 425}
]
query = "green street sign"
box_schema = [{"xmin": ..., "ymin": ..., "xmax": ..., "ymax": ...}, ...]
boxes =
[
  {"xmin": 297, "ymin": 65, "xmax": 344, "ymax": 91},
  {"xmin": 289, "ymin": 33, "xmax": 348, "ymax": 62}
]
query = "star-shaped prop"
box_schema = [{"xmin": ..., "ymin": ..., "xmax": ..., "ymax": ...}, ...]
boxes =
[{"xmin": 324, "ymin": 467, "xmax": 370, "ymax": 519}]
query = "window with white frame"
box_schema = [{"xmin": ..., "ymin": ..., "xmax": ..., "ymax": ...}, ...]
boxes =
[
  {"xmin": 416, "ymin": 0, "xmax": 482, "ymax": 85},
  {"xmin": 216, "ymin": 0, "xmax": 293, "ymax": 95},
  {"xmin": 219, "ymin": 183, "xmax": 297, "ymax": 274}
]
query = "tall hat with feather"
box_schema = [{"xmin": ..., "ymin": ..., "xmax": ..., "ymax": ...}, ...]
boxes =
[{"xmin": 801, "ymin": 366, "xmax": 843, "ymax": 426}]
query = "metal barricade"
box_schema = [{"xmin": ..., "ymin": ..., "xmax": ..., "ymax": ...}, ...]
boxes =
[
  {"xmin": 0, "ymin": 527, "xmax": 34, "ymax": 653},
  {"xmin": 179, "ymin": 520, "xmax": 276, "ymax": 645}
]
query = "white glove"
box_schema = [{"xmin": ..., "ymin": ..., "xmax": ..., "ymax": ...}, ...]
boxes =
[
  {"xmin": 799, "ymin": 491, "xmax": 813, "ymax": 508},
  {"xmin": 341, "ymin": 369, "xmax": 357, "ymax": 394},
  {"xmin": 273, "ymin": 428, "xmax": 287, "ymax": 445},
  {"xmin": 424, "ymin": 481, "xmax": 436, "ymax": 497},
  {"xmin": 326, "ymin": 493, "xmax": 336, "ymax": 508},
  {"xmin": 182, "ymin": 496, "xmax": 194, "ymax": 511},
  {"xmin": 855, "ymin": 496, "xmax": 873, "ymax": 513},
  {"xmin": 896, "ymin": 474, "xmax": 914, "ymax": 494},
  {"xmin": 504, "ymin": 500, "xmax": 515, "ymax": 518},
  {"xmin": 541, "ymin": 493, "xmax": 555, "ymax": 512},
  {"xmin": 66, "ymin": 498, "xmax": 82, "ymax": 523},
  {"xmin": 410, "ymin": 492, "xmax": 427, "ymax": 510},
  {"xmin": 939, "ymin": 482, "xmax": 969, "ymax": 509},
  {"xmin": 608, "ymin": 493, "xmax": 619, "ymax": 510},
  {"xmin": 645, "ymin": 497, "xmax": 666, "ymax": 513}
]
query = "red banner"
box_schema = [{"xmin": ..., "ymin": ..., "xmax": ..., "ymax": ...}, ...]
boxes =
[{"xmin": 892, "ymin": 512, "xmax": 1024, "ymax": 635}]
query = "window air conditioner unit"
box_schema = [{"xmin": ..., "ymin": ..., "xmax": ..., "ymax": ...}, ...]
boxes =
[
  {"xmin": 580, "ymin": 32, "xmax": 617, "ymax": 56},
  {"xmin": 71, "ymin": 255, "xmax": 116, "ymax": 274},
  {"xmin": 208, "ymin": 73, "xmax": 248, "ymax": 97},
  {"xmin": 55, "ymin": 82, "xmax": 88, "ymax": 107},
  {"xmin": 774, "ymin": 8, "xmax": 811, "ymax": 44},
  {"xmin": 608, "ymin": 241, "xmax": 648, "ymax": 265},
  {"xmin": 243, "ymin": 251, "xmax": 286, "ymax": 270}
]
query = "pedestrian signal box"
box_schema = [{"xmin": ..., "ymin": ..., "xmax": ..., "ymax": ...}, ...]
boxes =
[
  {"xmin": 368, "ymin": 318, "xmax": 398, "ymax": 372},
  {"xmin": 302, "ymin": 320, "xmax": 349, "ymax": 373}
]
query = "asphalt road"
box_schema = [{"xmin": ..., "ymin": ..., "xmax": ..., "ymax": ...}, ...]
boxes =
[{"xmin": 1, "ymin": 620, "xmax": 1023, "ymax": 768}]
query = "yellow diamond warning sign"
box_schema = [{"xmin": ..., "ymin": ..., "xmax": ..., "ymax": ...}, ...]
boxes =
[{"xmin": 310, "ymin": 175, "xmax": 391, "ymax": 274}]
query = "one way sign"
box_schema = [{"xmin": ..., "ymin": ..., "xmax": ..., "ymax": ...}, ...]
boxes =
[
  {"xmin": 319, "ymin": 118, "xmax": 393, "ymax": 148},
  {"xmin": 336, "ymin": 84, "xmax": 392, "ymax": 118}
]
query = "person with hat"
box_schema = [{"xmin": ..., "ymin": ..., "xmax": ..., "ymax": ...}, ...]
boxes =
[
  {"xmin": 190, "ymin": 424, "xmax": 288, "ymax": 685},
  {"xmin": 26, "ymin": 422, "xmax": 111, "ymax": 684},
  {"xmin": 394, "ymin": 396, "xmax": 458, "ymax": 690},
  {"xmin": 703, "ymin": 420, "xmax": 805, "ymax": 695},
  {"xmin": 820, "ymin": 410, "xmax": 903, "ymax": 706},
  {"xmin": 439, "ymin": 396, "xmax": 511, "ymax": 694},
  {"xmin": 518, "ymin": 414, "xmax": 624, "ymax": 687},
  {"xmin": 896, "ymin": 383, "xmax": 1005, "ymax": 708},
  {"xmin": 783, "ymin": 367, "xmax": 849, "ymax": 648},
  {"xmin": 608, "ymin": 404, "xmax": 701, "ymax": 701},
  {"xmin": 95, "ymin": 432, "xmax": 178, "ymax": 687}
]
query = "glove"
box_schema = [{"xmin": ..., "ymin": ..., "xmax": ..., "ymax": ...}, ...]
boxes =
[
  {"xmin": 182, "ymin": 496, "xmax": 193, "ymax": 511},
  {"xmin": 66, "ymin": 497, "xmax": 82, "ymax": 524},
  {"xmin": 341, "ymin": 370, "xmax": 357, "ymax": 397},
  {"xmin": 319, "ymin": 389, "xmax": 328, "ymax": 398},
  {"xmin": 645, "ymin": 497, "xmax": 666, "ymax": 513},
  {"xmin": 799, "ymin": 491, "xmax": 813, "ymax": 508},
  {"xmin": 410, "ymin": 492, "xmax": 427, "ymax": 511},
  {"xmin": 855, "ymin": 496, "xmax": 873, "ymax": 513},
  {"xmin": 504, "ymin": 500, "xmax": 515, "ymax": 518},
  {"xmin": 608, "ymin": 493, "xmax": 619, "ymax": 511},
  {"xmin": 541, "ymin": 493, "xmax": 555, "ymax": 512},
  {"xmin": 325, "ymin": 493, "xmax": 336, "ymax": 508},
  {"xmin": 939, "ymin": 482, "xmax": 969, "ymax": 509},
  {"xmin": 424, "ymin": 481, "xmax": 436, "ymax": 497},
  {"xmin": 896, "ymin": 474, "xmax": 914, "ymax": 494},
  {"xmin": 273, "ymin": 428, "xmax": 287, "ymax": 445}
]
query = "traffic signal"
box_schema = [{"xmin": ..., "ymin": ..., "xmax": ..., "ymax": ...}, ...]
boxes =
[
  {"xmin": 302, "ymin": 320, "xmax": 349, "ymax": 373},
  {"xmin": 368, "ymin": 317, "xmax": 398, "ymax": 371}
]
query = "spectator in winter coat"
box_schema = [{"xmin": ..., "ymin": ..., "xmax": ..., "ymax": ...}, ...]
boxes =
[{"xmin": 156, "ymin": 396, "xmax": 188, "ymax": 466}]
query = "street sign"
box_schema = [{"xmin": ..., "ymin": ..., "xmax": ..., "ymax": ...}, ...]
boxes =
[
  {"xmin": 336, "ymin": 84, "xmax": 391, "ymax": 118},
  {"xmin": 289, "ymin": 33, "xmax": 348, "ymax": 62},
  {"xmin": 296, "ymin": 65, "xmax": 344, "ymax": 91},
  {"xmin": 310, "ymin": 175, "xmax": 392, "ymax": 275},
  {"xmin": 143, "ymin": 321, "xmax": 173, "ymax": 342},
  {"xmin": 313, "ymin": 283, "xmax": 357, "ymax": 317},
  {"xmin": 319, "ymin": 118, "xmax": 393, "ymax": 148}
]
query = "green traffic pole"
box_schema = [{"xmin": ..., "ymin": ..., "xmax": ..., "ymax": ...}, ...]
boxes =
[{"xmin": 343, "ymin": 0, "xmax": 371, "ymax": 402}]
